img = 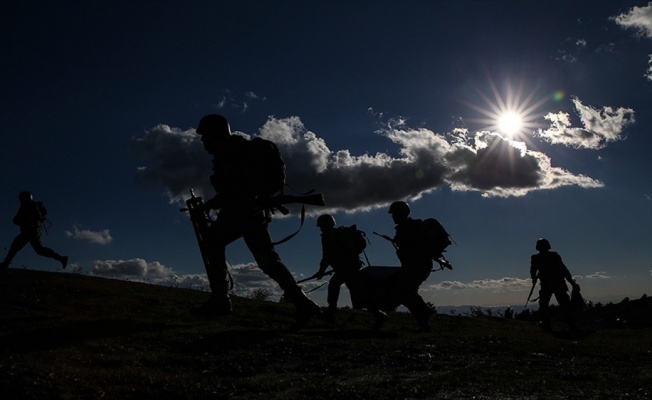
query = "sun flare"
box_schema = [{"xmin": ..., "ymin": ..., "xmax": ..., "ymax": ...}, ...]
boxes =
[
  {"xmin": 498, "ymin": 112, "xmax": 523, "ymax": 136},
  {"xmin": 461, "ymin": 80, "xmax": 548, "ymax": 140}
]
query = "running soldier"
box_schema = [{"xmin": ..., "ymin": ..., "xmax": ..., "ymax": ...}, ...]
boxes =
[{"xmin": 0, "ymin": 191, "xmax": 68, "ymax": 270}]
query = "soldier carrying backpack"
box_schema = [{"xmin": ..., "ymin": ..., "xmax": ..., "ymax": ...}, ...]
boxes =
[
  {"xmin": 387, "ymin": 201, "xmax": 450, "ymax": 332},
  {"xmin": 190, "ymin": 114, "xmax": 322, "ymax": 330},
  {"xmin": 0, "ymin": 191, "xmax": 68, "ymax": 270},
  {"xmin": 312, "ymin": 214, "xmax": 388, "ymax": 328}
]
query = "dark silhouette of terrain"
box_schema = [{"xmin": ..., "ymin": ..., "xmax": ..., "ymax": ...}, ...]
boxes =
[{"xmin": 0, "ymin": 268, "xmax": 650, "ymax": 399}]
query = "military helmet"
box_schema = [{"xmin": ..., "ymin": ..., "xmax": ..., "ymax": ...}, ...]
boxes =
[
  {"xmin": 388, "ymin": 201, "xmax": 410, "ymax": 217},
  {"xmin": 536, "ymin": 238, "xmax": 551, "ymax": 251},
  {"xmin": 18, "ymin": 191, "xmax": 33, "ymax": 202},
  {"xmin": 316, "ymin": 214, "xmax": 336, "ymax": 228},
  {"xmin": 196, "ymin": 114, "xmax": 231, "ymax": 138}
]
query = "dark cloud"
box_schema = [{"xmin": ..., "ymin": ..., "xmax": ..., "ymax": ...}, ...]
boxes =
[
  {"xmin": 131, "ymin": 124, "xmax": 213, "ymax": 202},
  {"xmin": 131, "ymin": 113, "xmax": 608, "ymax": 211}
]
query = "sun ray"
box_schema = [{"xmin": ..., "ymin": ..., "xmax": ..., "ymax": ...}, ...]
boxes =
[{"xmin": 460, "ymin": 79, "xmax": 550, "ymax": 143}]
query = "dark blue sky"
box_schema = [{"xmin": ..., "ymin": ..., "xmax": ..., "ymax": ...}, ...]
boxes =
[{"xmin": 2, "ymin": 0, "xmax": 650, "ymax": 306}]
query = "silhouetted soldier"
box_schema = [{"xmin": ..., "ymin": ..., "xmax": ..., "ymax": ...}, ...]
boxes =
[
  {"xmin": 314, "ymin": 214, "xmax": 388, "ymax": 328},
  {"xmin": 530, "ymin": 238, "xmax": 580, "ymax": 331},
  {"xmin": 191, "ymin": 114, "xmax": 321, "ymax": 328},
  {"xmin": 388, "ymin": 201, "xmax": 435, "ymax": 332},
  {"xmin": 0, "ymin": 191, "xmax": 68, "ymax": 270}
]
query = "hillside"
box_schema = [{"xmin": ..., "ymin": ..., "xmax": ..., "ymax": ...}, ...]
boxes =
[{"xmin": 0, "ymin": 268, "xmax": 650, "ymax": 399}]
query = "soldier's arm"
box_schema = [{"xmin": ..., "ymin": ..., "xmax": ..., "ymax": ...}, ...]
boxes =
[
  {"xmin": 530, "ymin": 255, "xmax": 538, "ymax": 283},
  {"xmin": 557, "ymin": 254, "xmax": 576, "ymax": 285}
]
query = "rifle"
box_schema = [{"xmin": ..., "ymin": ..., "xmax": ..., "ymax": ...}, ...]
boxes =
[
  {"xmin": 179, "ymin": 189, "xmax": 214, "ymax": 275},
  {"xmin": 374, "ymin": 231, "xmax": 453, "ymax": 271},
  {"xmin": 373, "ymin": 231, "xmax": 398, "ymax": 250},
  {"xmin": 524, "ymin": 280, "xmax": 537, "ymax": 309},
  {"xmin": 259, "ymin": 193, "xmax": 326, "ymax": 215},
  {"xmin": 181, "ymin": 189, "xmax": 326, "ymax": 252}
]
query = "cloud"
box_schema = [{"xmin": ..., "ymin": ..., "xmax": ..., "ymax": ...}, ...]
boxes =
[
  {"xmin": 131, "ymin": 124, "xmax": 213, "ymax": 203},
  {"xmin": 583, "ymin": 271, "xmax": 611, "ymax": 280},
  {"xmin": 428, "ymin": 277, "xmax": 532, "ymax": 292},
  {"xmin": 88, "ymin": 258, "xmax": 288, "ymax": 299},
  {"xmin": 131, "ymin": 113, "xmax": 607, "ymax": 212},
  {"xmin": 612, "ymin": 3, "xmax": 652, "ymax": 80},
  {"xmin": 536, "ymin": 97, "xmax": 635, "ymax": 149},
  {"xmin": 92, "ymin": 258, "xmax": 176, "ymax": 280},
  {"xmin": 65, "ymin": 225, "xmax": 113, "ymax": 245},
  {"xmin": 611, "ymin": 2, "xmax": 652, "ymax": 38}
]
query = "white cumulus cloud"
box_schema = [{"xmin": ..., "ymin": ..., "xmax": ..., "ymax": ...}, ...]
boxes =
[
  {"xmin": 65, "ymin": 225, "xmax": 113, "ymax": 245},
  {"xmin": 536, "ymin": 97, "xmax": 634, "ymax": 149}
]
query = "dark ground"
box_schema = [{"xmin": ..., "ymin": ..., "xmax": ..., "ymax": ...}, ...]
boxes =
[{"xmin": 0, "ymin": 268, "xmax": 650, "ymax": 399}]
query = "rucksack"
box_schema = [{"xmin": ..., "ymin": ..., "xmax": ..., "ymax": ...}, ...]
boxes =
[
  {"xmin": 422, "ymin": 218, "xmax": 452, "ymax": 259},
  {"xmin": 35, "ymin": 201, "xmax": 48, "ymax": 221},
  {"xmin": 337, "ymin": 224, "xmax": 368, "ymax": 255},
  {"xmin": 249, "ymin": 137, "xmax": 286, "ymax": 197}
]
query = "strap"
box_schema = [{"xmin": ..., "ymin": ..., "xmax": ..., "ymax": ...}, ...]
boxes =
[{"xmin": 271, "ymin": 203, "xmax": 306, "ymax": 246}]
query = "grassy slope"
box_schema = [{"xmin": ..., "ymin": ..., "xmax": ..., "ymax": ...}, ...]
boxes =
[{"xmin": 0, "ymin": 269, "xmax": 650, "ymax": 400}]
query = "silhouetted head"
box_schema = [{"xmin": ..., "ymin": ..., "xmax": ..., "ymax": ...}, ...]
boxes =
[
  {"xmin": 196, "ymin": 114, "xmax": 231, "ymax": 137},
  {"xmin": 388, "ymin": 201, "xmax": 410, "ymax": 224},
  {"xmin": 536, "ymin": 238, "xmax": 551, "ymax": 252},
  {"xmin": 18, "ymin": 191, "xmax": 33, "ymax": 203},
  {"xmin": 388, "ymin": 201, "xmax": 410, "ymax": 217},
  {"xmin": 316, "ymin": 214, "xmax": 336, "ymax": 230},
  {"xmin": 197, "ymin": 114, "xmax": 231, "ymax": 154}
]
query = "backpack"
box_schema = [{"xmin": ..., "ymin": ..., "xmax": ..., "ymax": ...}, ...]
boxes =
[
  {"xmin": 422, "ymin": 218, "xmax": 452, "ymax": 259},
  {"xmin": 35, "ymin": 201, "xmax": 48, "ymax": 221},
  {"xmin": 337, "ymin": 224, "xmax": 368, "ymax": 255},
  {"xmin": 249, "ymin": 137, "xmax": 286, "ymax": 197}
]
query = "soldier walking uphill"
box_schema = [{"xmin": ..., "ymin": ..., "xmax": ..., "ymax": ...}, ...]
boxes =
[
  {"xmin": 0, "ymin": 191, "xmax": 68, "ymax": 270},
  {"xmin": 530, "ymin": 238, "xmax": 580, "ymax": 331},
  {"xmin": 388, "ymin": 201, "xmax": 436, "ymax": 332},
  {"xmin": 191, "ymin": 114, "xmax": 321, "ymax": 329},
  {"xmin": 314, "ymin": 214, "xmax": 388, "ymax": 328}
]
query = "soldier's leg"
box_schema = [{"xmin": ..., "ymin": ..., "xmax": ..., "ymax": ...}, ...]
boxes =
[
  {"xmin": 538, "ymin": 290, "xmax": 553, "ymax": 330},
  {"xmin": 554, "ymin": 290, "xmax": 574, "ymax": 329},
  {"xmin": 243, "ymin": 223, "xmax": 320, "ymax": 326},
  {"xmin": 29, "ymin": 234, "xmax": 67, "ymax": 268},
  {"xmin": 327, "ymin": 272, "xmax": 346, "ymax": 310},
  {"xmin": 191, "ymin": 217, "xmax": 239, "ymax": 316},
  {"xmin": 396, "ymin": 271, "xmax": 433, "ymax": 332},
  {"xmin": 1, "ymin": 233, "xmax": 30, "ymax": 268}
]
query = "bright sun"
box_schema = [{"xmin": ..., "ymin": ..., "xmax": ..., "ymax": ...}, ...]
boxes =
[
  {"xmin": 461, "ymin": 80, "xmax": 548, "ymax": 140},
  {"xmin": 498, "ymin": 111, "xmax": 523, "ymax": 136}
]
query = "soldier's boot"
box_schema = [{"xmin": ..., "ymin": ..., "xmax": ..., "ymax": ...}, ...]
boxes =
[
  {"xmin": 190, "ymin": 293, "xmax": 232, "ymax": 317},
  {"xmin": 289, "ymin": 289, "xmax": 322, "ymax": 331},
  {"xmin": 372, "ymin": 310, "xmax": 389, "ymax": 331}
]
